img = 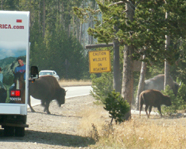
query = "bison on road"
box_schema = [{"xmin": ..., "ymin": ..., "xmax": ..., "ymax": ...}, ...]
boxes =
[
  {"xmin": 144, "ymin": 74, "xmax": 180, "ymax": 96},
  {"xmin": 139, "ymin": 89, "xmax": 171, "ymax": 118},
  {"xmin": 29, "ymin": 75, "xmax": 66, "ymax": 114}
]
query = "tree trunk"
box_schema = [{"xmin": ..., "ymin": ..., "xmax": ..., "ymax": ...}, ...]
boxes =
[
  {"xmin": 38, "ymin": 1, "xmax": 41, "ymax": 32},
  {"xmin": 90, "ymin": 20, "xmax": 94, "ymax": 44},
  {"xmin": 121, "ymin": 2, "xmax": 134, "ymax": 120},
  {"xmin": 79, "ymin": 23, "xmax": 82, "ymax": 43},
  {"xmin": 73, "ymin": 15, "xmax": 75, "ymax": 36},
  {"xmin": 164, "ymin": 12, "xmax": 170, "ymax": 90},
  {"xmin": 68, "ymin": 24, "xmax": 71, "ymax": 37},
  {"xmin": 122, "ymin": 45, "xmax": 134, "ymax": 120},
  {"xmin": 42, "ymin": 0, "xmax": 46, "ymax": 38},
  {"xmin": 135, "ymin": 55, "xmax": 146, "ymax": 110},
  {"xmin": 164, "ymin": 35, "xmax": 170, "ymax": 89},
  {"xmin": 113, "ymin": 26, "xmax": 121, "ymax": 93},
  {"xmin": 88, "ymin": 15, "xmax": 94, "ymax": 44},
  {"xmin": 76, "ymin": 21, "xmax": 79, "ymax": 40},
  {"xmin": 82, "ymin": 23, "xmax": 85, "ymax": 47},
  {"xmin": 60, "ymin": 2, "xmax": 64, "ymax": 28}
]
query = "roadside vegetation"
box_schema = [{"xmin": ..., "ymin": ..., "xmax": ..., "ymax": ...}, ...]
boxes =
[
  {"xmin": 161, "ymin": 84, "xmax": 186, "ymax": 115},
  {"xmin": 77, "ymin": 101, "xmax": 186, "ymax": 149},
  {"xmin": 80, "ymin": 81, "xmax": 186, "ymax": 148},
  {"xmin": 60, "ymin": 76, "xmax": 186, "ymax": 148}
]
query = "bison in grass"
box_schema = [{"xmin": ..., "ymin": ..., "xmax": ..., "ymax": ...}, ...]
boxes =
[
  {"xmin": 144, "ymin": 74, "xmax": 180, "ymax": 96},
  {"xmin": 139, "ymin": 89, "xmax": 171, "ymax": 118},
  {"xmin": 28, "ymin": 75, "xmax": 66, "ymax": 114}
]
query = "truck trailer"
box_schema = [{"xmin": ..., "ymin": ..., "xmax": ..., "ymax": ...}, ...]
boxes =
[{"xmin": 0, "ymin": 10, "xmax": 30, "ymax": 137}]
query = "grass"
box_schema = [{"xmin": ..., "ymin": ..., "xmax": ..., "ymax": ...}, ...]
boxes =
[
  {"xmin": 77, "ymin": 103, "xmax": 186, "ymax": 149},
  {"xmin": 58, "ymin": 79, "xmax": 92, "ymax": 86}
]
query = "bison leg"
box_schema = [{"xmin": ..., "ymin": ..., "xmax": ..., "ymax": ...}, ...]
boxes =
[
  {"xmin": 157, "ymin": 106, "xmax": 162, "ymax": 117},
  {"xmin": 28, "ymin": 96, "xmax": 35, "ymax": 112},
  {"xmin": 44, "ymin": 102, "xmax": 51, "ymax": 114},
  {"xmin": 139, "ymin": 103, "xmax": 143, "ymax": 117},
  {"xmin": 41, "ymin": 100, "xmax": 46, "ymax": 106},
  {"xmin": 145, "ymin": 105, "xmax": 149, "ymax": 118},
  {"xmin": 148, "ymin": 106, "xmax": 152, "ymax": 118}
]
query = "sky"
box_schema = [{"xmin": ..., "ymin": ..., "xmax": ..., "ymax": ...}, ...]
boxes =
[{"xmin": 0, "ymin": 41, "xmax": 26, "ymax": 60}]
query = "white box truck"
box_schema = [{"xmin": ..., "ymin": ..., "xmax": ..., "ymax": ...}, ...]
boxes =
[{"xmin": 0, "ymin": 10, "xmax": 31, "ymax": 137}]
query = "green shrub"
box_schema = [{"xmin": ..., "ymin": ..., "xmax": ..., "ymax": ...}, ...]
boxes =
[
  {"xmin": 103, "ymin": 90, "xmax": 130, "ymax": 124},
  {"xmin": 90, "ymin": 72, "xmax": 113, "ymax": 102},
  {"xmin": 176, "ymin": 82, "xmax": 186, "ymax": 110},
  {"xmin": 161, "ymin": 85, "xmax": 177, "ymax": 115},
  {"xmin": 161, "ymin": 84, "xmax": 186, "ymax": 115}
]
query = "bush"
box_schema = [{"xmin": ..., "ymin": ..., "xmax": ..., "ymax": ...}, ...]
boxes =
[
  {"xmin": 103, "ymin": 90, "xmax": 130, "ymax": 124},
  {"xmin": 176, "ymin": 83, "xmax": 186, "ymax": 110},
  {"xmin": 90, "ymin": 72, "xmax": 113, "ymax": 102},
  {"xmin": 161, "ymin": 84, "xmax": 186, "ymax": 115}
]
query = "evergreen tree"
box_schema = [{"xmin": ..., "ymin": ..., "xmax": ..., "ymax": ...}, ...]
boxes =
[
  {"xmin": 2, "ymin": 0, "xmax": 89, "ymax": 79},
  {"xmin": 74, "ymin": 0, "xmax": 186, "ymax": 120}
]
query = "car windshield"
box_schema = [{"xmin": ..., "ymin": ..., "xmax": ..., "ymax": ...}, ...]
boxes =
[{"xmin": 39, "ymin": 72, "xmax": 53, "ymax": 75}]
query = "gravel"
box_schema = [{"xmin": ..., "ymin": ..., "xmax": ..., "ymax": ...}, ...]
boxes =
[
  {"xmin": 0, "ymin": 95, "xmax": 97, "ymax": 149},
  {"xmin": 1, "ymin": 94, "xmax": 186, "ymax": 149}
]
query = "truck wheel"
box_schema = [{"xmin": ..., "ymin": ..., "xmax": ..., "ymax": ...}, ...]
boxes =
[
  {"xmin": 15, "ymin": 127, "xmax": 25, "ymax": 137},
  {"xmin": 4, "ymin": 126, "xmax": 15, "ymax": 137}
]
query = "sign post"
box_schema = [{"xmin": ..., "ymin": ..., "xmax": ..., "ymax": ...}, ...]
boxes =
[{"xmin": 89, "ymin": 50, "xmax": 111, "ymax": 73}]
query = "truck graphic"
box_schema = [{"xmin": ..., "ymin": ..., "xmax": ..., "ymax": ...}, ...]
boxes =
[{"xmin": 0, "ymin": 10, "xmax": 32, "ymax": 137}]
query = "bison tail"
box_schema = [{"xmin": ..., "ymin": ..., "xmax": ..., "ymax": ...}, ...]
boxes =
[{"xmin": 139, "ymin": 93, "xmax": 145, "ymax": 112}]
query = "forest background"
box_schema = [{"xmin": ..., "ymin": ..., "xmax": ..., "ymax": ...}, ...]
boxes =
[
  {"xmin": 1, "ymin": 0, "xmax": 96, "ymax": 80},
  {"xmin": 2, "ymin": 0, "xmax": 186, "ymax": 107}
]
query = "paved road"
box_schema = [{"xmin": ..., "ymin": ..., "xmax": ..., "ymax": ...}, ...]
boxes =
[
  {"xmin": 29, "ymin": 86, "xmax": 158, "ymax": 116},
  {"xmin": 65, "ymin": 86, "xmax": 93, "ymax": 98}
]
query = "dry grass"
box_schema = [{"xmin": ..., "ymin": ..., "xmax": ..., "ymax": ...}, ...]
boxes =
[
  {"xmin": 77, "ymin": 104, "xmax": 109, "ymax": 137},
  {"xmin": 77, "ymin": 103, "xmax": 186, "ymax": 149},
  {"xmin": 58, "ymin": 79, "xmax": 92, "ymax": 86}
]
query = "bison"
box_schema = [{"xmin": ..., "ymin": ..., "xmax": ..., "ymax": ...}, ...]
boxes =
[
  {"xmin": 28, "ymin": 75, "xmax": 66, "ymax": 114},
  {"xmin": 139, "ymin": 89, "xmax": 171, "ymax": 118},
  {"xmin": 144, "ymin": 74, "xmax": 180, "ymax": 96}
]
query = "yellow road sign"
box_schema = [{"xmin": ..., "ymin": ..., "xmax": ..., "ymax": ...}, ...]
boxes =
[{"xmin": 89, "ymin": 50, "xmax": 111, "ymax": 73}]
